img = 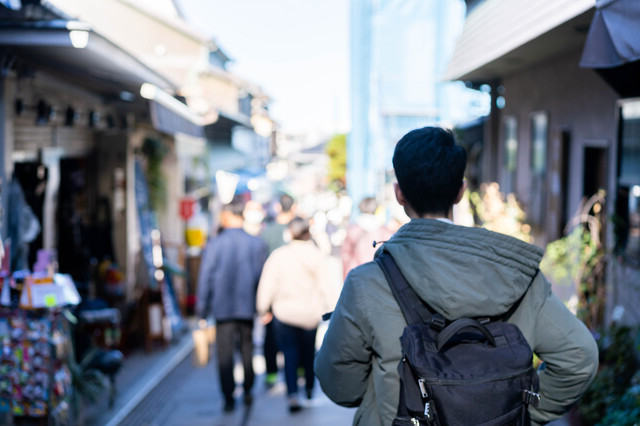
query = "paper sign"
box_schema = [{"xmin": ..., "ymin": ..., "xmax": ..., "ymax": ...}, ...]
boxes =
[
  {"xmin": 44, "ymin": 294, "xmax": 57, "ymax": 307},
  {"xmin": 30, "ymin": 284, "xmax": 65, "ymax": 308},
  {"xmin": 54, "ymin": 274, "xmax": 81, "ymax": 305},
  {"xmin": 0, "ymin": 279, "xmax": 9, "ymax": 306}
]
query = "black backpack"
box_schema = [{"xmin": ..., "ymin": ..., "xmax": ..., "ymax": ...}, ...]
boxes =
[{"xmin": 376, "ymin": 251, "xmax": 540, "ymax": 426}]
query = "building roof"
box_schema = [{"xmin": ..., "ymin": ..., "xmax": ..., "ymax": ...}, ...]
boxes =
[
  {"xmin": 445, "ymin": 0, "xmax": 595, "ymax": 83},
  {"xmin": 117, "ymin": 0, "xmax": 230, "ymax": 60},
  {"xmin": 0, "ymin": 8, "xmax": 207, "ymax": 138}
]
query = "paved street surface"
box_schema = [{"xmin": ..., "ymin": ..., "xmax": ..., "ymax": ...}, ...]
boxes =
[
  {"xmin": 80, "ymin": 325, "xmax": 570, "ymax": 426},
  {"xmin": 118, "ymin": 351, "xmax": 356, "ymax": 426},
  {"xmin": 87, "ymin": 329, "xmax": 567, "ymax": 426},
  {"xmin": 104, "ymin": 331, "xmax": 355, "ymax": 426},
  {"xmin": 81, "ymin": 318, "xmax": 356, "ymax": 426},
  {"xmin": 78, "ymin": 257, "xmax": 351, "ymax": 426}
]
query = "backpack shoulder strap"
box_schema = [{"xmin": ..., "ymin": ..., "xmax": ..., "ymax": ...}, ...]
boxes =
[
  {"xmin": 377, "ymin": 251, "xmax": 537, "ymax": 329},
  {"xmin": 376, "ymin": 250, "xmax": 434, "ymax": 325}
]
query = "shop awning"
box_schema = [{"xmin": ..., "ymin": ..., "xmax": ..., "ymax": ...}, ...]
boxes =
[
  {"xmin": 208, "ymin": 143, "xmax": 249, "ymax": 172},
  {"xmin": 204, "ymin": 111, "xmax": 252, "ymax": 143},
  {"xmin": 579, "ymin": 0, "xmax": 640, "ymax": 97},
  {"xmin": 0, "ymin": 19, "xmax": 209, "ymax": 137},
  {"xmin": 0, "ymin": 20, "xmax": 175, "ymax": 95},
  {"xmin": 141, "ymin": 84, "xmax": 208, "ymax": 138},
  {"xmin": 444, "ymin": 0, "xmax": 594, "ymax": 83},
  {"xmin": 580, "ymin": 0, "xmax": 640, "ymax": 68},
  {"xmin": 0, "ymin": 0, "xmax": 21, "ymax": 10}
]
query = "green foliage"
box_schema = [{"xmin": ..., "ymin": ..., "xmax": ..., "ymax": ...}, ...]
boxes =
[
  {"xmin": 542, "ymin": 227, "xmax": 584, "ymax": 285},
  {"xmin": 467, "ymin": 182, "xmax": 533, "ymax": 243},
  {"xmin": 540, "ymin": 191, "xmax": 606, "ymax": 328},
  {"xmin": 141, "ymin": 137, "xmax": 168, "ymax": 212},
  {"xmin": 68, "ymin": 348, "xmax": 108, "ymax": 403},
  {"xmin": 541, "ymin": 226, "xmax": 604, "ymax": 320},
  {"xmin": 579, "ymin": 325, "xmax": 640, "ymax": 425},
  {"xmin": 325, "ymin": 134, "xmax": 346, "ymax": 192},
  {"xmin": 598, "ymin": 380, "xmax": 640, "ymax": 426}
]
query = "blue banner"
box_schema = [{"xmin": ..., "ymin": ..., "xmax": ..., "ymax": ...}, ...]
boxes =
[{"xmin": 134, "ymin": 159, "xmax": 183, "ymax": 335}]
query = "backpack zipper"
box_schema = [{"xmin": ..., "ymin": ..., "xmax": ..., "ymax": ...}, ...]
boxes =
[{"xmin": 415, "ymin": 365, "xmax": 535, "ymax": 386}]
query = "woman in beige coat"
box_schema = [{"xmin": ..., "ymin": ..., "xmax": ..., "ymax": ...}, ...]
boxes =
[{"xmin": 256, "ymin": 216, "xmax": 329, "ymax": 413}]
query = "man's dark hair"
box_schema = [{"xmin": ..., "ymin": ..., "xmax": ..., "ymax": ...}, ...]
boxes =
[
  {"xmin": 280, "ymin": 194, "xmax": 294, "ymax": 213},
  {"xmin": 392, "ymin": 127, "xmax": 467, "ymax": 216},
  {"xmin": 223, "ymin": 194, "xmax": 246, "ymax": 217}
]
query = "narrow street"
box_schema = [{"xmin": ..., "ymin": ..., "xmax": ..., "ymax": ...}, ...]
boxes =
[
  {"xmin": 76, "ymin": 256, "xmax": 355, "ymax": 426},
  {"xmin": 117, "ymin": 349, "xmax": 356, "ymax": 426},
  {"xmin": 77, "ymin": 321, "xmax": 568, "ymax": 426},
  {"xmin": 79, "ymin": 328, "xmax": 356, "ymax": 426}
]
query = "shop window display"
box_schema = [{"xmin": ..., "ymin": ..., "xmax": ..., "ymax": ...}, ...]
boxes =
[{"xmin": 0, "ymin": 258, "xmax": 80, "ymax": 424}]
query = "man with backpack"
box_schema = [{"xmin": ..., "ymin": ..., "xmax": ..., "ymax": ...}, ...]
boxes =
[{"xmin": 315, "ymin": 126, "xmax": 598, "ymax": 425}]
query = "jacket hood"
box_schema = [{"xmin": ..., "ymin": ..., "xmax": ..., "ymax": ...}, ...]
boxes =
[{"xmin": 378, "ymin": 219, "xmax": 544, "ymax": 319}]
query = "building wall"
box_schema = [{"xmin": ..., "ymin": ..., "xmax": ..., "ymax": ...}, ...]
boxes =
[
  {"xmin": 189, "ymin": 73, "xmax": 241, "ymax": 116},
  {"xmin": 349, "ymin": 0, "xmax": 485, "ymax": 215},
  {"xmin": 499, "ymin": 49, "xmax": 618, "ymax": 242},
  {"xmin": 9, "ymin": 72, "xmax": 119, "ymax": 253},
  {"xmin": 495, "ymin": 48, "xmax": 640, "ymax": 325},
  {"xmin": 50, "ymin": 0, "xmax": 208, "ymax": 88},
  {"xmin": 51, "ymin": 0, "xmax": 253, "ymax": 122}
]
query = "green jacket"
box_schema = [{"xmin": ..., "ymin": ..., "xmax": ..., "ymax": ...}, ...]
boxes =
[{"xmin": 315, "ymin": 219, "xmax": 598, "ymax": 426}]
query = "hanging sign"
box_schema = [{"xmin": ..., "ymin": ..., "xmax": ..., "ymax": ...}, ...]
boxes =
[{"xmin": 179, "ymin": 197, "xmax": 196, "ymax": 221}]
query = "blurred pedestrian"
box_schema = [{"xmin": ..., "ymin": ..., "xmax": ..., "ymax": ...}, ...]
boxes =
[
  {"xmin": 259, "ymin": 193, "xmax": 296, "ymax": 387},
  {"xmin": 196, "ymin": 195, "xmax": 267, "ymax": 412},
  {"xmin": 243, "ymin": 199, "xmax": 266, "ymax": 236},
  {"xmin": 262, "ymin": 193, "xmax": 295, "ymax": 253},
  {"xmin": 256, "ymin": 217, "xmax": 330, "ymax": 413},
  {"xmin": 341, "ymin": 196, "xmax": 393, "ymax": 279}
]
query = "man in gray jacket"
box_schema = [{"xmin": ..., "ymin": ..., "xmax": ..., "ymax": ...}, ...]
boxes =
[
  {"xmin": 196, "ymin": 195, "xmax": 267, "ymax": 412},
  {"xmin": 315, "ymin": 126, "xmax": 598, "ymax": 426}
]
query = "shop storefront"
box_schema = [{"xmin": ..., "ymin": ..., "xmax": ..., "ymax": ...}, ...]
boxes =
[{"xmin": 0, "ymin": 4, "xmax": 206, "ymax": 390}]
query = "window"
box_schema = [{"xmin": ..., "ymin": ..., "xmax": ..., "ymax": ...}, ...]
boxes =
[
  {"xmin": 616, "ymin": 100, "xmax": 640, "ymax": 259},
  {"xmin": 502, "ymin": 116, "xmax": 518, "ymax": 194},
  {"xmin": 504, "ymin": 116, "xmax": 518, "ymax": 171},
  {"xmin": 528, "ymin": 112, "xmax": 548, "ymax": 229},
  {"xmin": 239, "ymin": 94, "xmax": 253, "ymax": 117},
  {"xmin": 620, "ymin": 101, "xmax": 640, "ymax": 186},
  {"xmin": 530, "ymin": 112, "xmax": 548, "ymax": 174}
]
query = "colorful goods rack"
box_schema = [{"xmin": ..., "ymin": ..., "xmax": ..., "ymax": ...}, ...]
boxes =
[{"xmin": 0, "ymin": 271, "xmax": 80, "ymax": 424}]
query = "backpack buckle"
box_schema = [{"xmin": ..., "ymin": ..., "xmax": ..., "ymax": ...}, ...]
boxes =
[
  {"xmin": 522, "ymin": 390, "xmax": 541, "ymax": 408},
  {"xmin": 430, "ymin": 314, "xmax": 446, "ymax": 331},
  {"xmin": 477, "ymin": 317, "xmax": 491, "ymax": 324}
]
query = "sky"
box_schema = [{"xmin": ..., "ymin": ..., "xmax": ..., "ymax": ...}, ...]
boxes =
[{"xmin": 178, "ymin": 0, "xmax": 351, "ymax": 138}]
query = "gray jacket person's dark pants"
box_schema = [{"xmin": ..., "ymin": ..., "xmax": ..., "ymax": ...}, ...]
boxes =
[{"xmin": 216, "ymin": 320, "xmax": 255, "ymax": 405}]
